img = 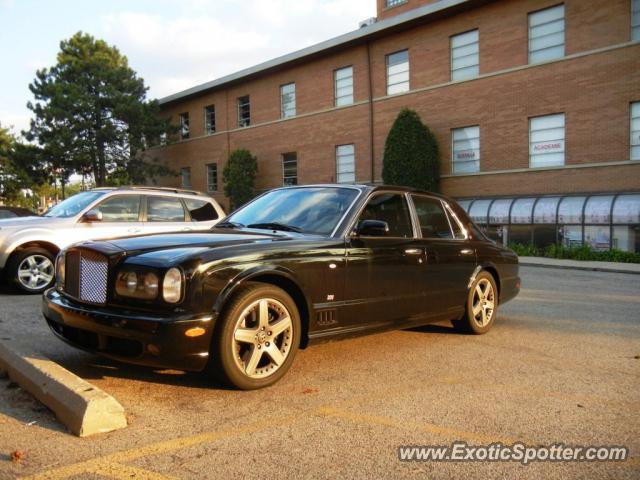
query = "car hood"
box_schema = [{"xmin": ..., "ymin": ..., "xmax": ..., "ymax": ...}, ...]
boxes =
[{"xmin": 76, "ymin": 230, "xmax": 296, "ymax": 266}]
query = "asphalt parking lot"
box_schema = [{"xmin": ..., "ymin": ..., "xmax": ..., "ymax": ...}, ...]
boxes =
[{"xmin": 0, "ymin": 266, "xmax": 638, "ymax": 479}]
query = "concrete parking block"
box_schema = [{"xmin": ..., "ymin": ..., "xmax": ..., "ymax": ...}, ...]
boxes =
[{"xmin": 0, "ymin": 340, "xmax": 127, "ymax": 437}]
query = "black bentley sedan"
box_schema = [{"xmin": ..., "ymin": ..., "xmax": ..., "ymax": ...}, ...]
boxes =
[{"xmin": 43, "ymin": 185, "xmax": 520, "ymax": 389}]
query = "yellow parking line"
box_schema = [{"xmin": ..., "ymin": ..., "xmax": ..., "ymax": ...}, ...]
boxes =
[
  {"xmin": 20, "ymin": 415, "xmax": 295, "ymax": 480},
  {"xmin": 316, "ymin": 406, "xmax": 521, "ymax": 445}
]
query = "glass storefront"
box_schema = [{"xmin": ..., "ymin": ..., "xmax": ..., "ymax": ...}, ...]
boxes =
[{"xmin": 457, "ymin": 193, "xmax": 640, "ymax": 253}]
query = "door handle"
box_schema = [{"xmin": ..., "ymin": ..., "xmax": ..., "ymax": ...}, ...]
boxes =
[
  {"xmin": 460, "ymin": 249, "xmax": 474, "ymax": 255},
  {"xmin": 127, "ymin": 227, "xmax": 141, "ymax": 233},
  {"xmin": 404, "ymin": 248, "xmax": 423, "ymax": 255},
  {"xmin": 182, "ymin": 227, "xmax": 193, "ymax": 232}
]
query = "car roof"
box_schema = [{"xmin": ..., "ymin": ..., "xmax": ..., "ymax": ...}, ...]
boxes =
[
  {"xmin": 90, "ymin": 186, "xmax": 210, "ymax": 198},
  {"xmin": 274, "ymin": 184, "xmax": 454, "ymax": 202}
]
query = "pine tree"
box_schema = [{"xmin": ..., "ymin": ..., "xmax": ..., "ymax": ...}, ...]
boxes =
[
  {"xmin": 382, "ymin": 108, "xmax": 440, "ymax": 192},
  {"xmin": 26, "ymin": 32, "xmax": 174, "ymax": 186}
]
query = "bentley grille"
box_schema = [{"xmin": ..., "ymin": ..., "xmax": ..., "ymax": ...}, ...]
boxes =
[{"xmin": 64, "ymin": 249, "xmax": 108, "ymax": 305}]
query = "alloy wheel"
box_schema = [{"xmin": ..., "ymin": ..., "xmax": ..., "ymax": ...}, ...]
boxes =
[
  {"xmin": 471, "ymin": 278, "xmax": 495, "ymax": 327},
  {"xmin": 232, "ymin": 298, "xmax": 294, "ymax": 379},
  {"xmin": 17, "ymin": 254, "xmax": 54, "ymax": 291}
]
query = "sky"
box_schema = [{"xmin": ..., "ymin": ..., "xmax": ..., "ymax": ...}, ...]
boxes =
[{"xmin": 0, "ymin": 0, "xmax": 376, "ymax": 137}]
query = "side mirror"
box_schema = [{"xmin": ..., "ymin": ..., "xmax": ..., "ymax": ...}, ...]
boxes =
[
  {"xmin": 355, "ymin": 219, "xmax": 389, "ymax": 237},
  {"xmin": 82, "ymin": 209, "xmax": 103, "ymax": 223}
]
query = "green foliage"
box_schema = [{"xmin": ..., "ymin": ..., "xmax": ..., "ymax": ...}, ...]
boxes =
[
  {"xmin": 223, "ymin": 149, "xmax": 258, "ymax": 211},
  {"xmin": 509, "ymin": 243, "xmax": 640, "ymax": 263},
  {"xmin": 26, "ymin": 32, "xmax": 175, "ymax": 187},
  {"xmin": 382, "ymin": 108, "xmax": 440, "ymax": 192}
]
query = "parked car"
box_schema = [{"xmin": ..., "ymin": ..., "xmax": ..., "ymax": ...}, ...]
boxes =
[
  {"xmin": 43, "ymin": 184, "xmax": 520, "ymax": 390},
  {"xmin": 0, "ymin": 187, "xmax": 225, "ymax": 293},
  {"xmin": 0, "ymin": 206, "xmax": 36, "ymax": 219}
]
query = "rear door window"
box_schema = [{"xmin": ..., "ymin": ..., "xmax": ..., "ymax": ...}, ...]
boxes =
[
  {"xmin": 146, "ymin": 196, "xmax": 186, "ymax": 222},
  {"xmin": 184, "ymin": 198, "xmax": 219, "ymax": 221},
  {"xmin": 411, "ymin": 195, "xmax": 454, "ymax": 239}
]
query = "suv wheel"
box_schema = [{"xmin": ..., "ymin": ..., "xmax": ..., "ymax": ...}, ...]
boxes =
[{"xmin": 8, "ymin": 248, "xmax": 56, "ymax": 294}]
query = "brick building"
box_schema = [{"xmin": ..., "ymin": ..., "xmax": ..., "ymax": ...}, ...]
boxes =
[{"xmin": 154, "ymin": 0, "xmax": 640, "ymax": 252}]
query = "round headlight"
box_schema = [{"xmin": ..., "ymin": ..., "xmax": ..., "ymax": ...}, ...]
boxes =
[
  {"xmin": 125, "ymin": 272, "xmax": 138, "ymax": 293},
  {"xmin": 163, "ymin": 268, "xmax": 183, "ymax": 304},
  {"xmin": 144, "ymin": 272, "xmax": 159, "ymax": 297}
]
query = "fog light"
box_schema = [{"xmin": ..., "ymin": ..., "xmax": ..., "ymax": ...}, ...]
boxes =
[{"xmin": 185, "ymin": 327, "xmax": 206, "ymax": 338}]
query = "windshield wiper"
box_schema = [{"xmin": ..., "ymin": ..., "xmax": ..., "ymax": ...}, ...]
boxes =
[
  {"xmin": 215, "ymin": 221, "xmax": 245, "ymax": 229},
  {"xmin": 247, "ymin": 222, "xmax": 303, "ymax": 233}
]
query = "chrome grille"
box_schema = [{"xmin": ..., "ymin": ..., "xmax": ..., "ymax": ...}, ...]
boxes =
[{"xmin": 65, "ymin": 249, "xmax": 108, "ymax": 305}]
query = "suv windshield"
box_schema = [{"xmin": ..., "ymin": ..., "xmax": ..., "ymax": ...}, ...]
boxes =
[
  {"xmin": 224, "ymin": 187, "xmax": 359, "ymax": 235},
  {"xmin": 44, "ymin": 191, "xmax": 106, "ymax": 218}
]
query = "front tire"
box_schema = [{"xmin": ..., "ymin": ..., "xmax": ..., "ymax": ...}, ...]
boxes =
[
  {"xmin": 7, "ymin": 248, "xmax": 56, "ymax": 294},
  {"xmin": 210, "ymin": 284, "xmax": 301, "ymax": 390},
  {"xmin": 452, "ymin": 271, "xmax": 498, "ymax": 334}
]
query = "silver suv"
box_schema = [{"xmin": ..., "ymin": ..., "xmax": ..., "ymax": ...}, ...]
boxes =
[{"xmin": 0, "ymin": 187, "xmax": 225, "ymax": 293}]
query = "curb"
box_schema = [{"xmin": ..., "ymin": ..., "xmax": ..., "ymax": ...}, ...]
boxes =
[
  {"xmin": 0, "ymin": 341, "xmax": 127, "ymax": 437},
  {"xmin": 519, "ymin": 260, "xmax": 640, "ymax": 275}
]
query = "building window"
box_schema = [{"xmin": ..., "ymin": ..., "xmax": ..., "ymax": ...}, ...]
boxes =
[
  {"xmin": 282, "ymin": 153, "xmax": 298, "ymax": 186},
  {"xmin": 451, "ymin": 30, "xmax": 479, "ymax": 81},
  {"xmin": 633, "ymin": 0, "xmax": 640, "ymax": 40},
  {"xmin": 452, "ymin": 126, "xmax": 480, "ymax": 174},
  {"xmin": 204, "ymin": 105, "xmax": 215, "ymax": 134},
  {"xmin": 385, "ymin": 0, "xmax": 407, "ymax": 7},
  {"xmin": 207, "ymin": 163, "xmax": 218, "ymax": 192},
  {"xmin": 632, "ymin": 102, "xmax": 640, "ymax": 160},
  {"xmin": 336, "ymin": 144, "xmax": 355, "ymax": 183},
  {"xmin": 179, "ymin": 112, "xmax": 189, "ymax": 140},
  {"xmin": 335, "ymin": 66, "xmax": 354, "ymax": 107},
  {"xmin": 529, "ymin": 113, "xmax": 565, "ymax": 168},
  {"xmin": 181, "ymin": 167, "xmax": 192, "ymax": 189},
  {"xmin": 238, "ymin": 96, "xmax": 250, "ymax": 127},
  {"xmin": 386, "ymin": 50, "xmax": 410, "ymax": 95},
  {"xmin": 281, "ymin": 83, "xmax": 296, "ymax": 119},
  {"xmin": 528, "ymin": 4, "xmax": 565, "ymax": 64}
]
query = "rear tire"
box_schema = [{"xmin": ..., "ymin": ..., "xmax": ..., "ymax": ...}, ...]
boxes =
[
  {"xmin": 452, "ymin": 271, "xmax": 498, "ymax": 335},
  {"xmin": 7, "ymin": 248, "xmax": 56, "ymax": 294},
  {"xmin": 209, "ymin": 283, "xmax": 301, "ymax": 390}
]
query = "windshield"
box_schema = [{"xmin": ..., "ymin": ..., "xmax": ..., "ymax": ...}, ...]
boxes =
[
  {"xmin": 43, "ymin": 191, "xmax": 106, "ymax": 218},
  {"xmin": 225, "ymin": 187, "xmax": 360, "ymax": 235}
]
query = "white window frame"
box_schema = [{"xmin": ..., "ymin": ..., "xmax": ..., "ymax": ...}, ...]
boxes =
[
  {"xmin": 528, "ymin": 4, "xmax": 565, "ymax": 64},
  {"xmin": 529, "ymin": 113, "xmax": 565, "ymax": 168},
  {"xmin": 335, "ymin": 66, "xmax": 354, "ymax": 107},
  {"xmin": 282, "ymin": 152, "xmax": 298, "ymax": 186},
  {"xmin": 631, "ymin": 102, "xmax": 640, "ymax": 161},
  {"xmin": 451, "ymin": 125, "xmax": 480, "ymax": 174},
  {"xmin": 280, "ymin": 83, "xmax": 296, "ymax": 119},
  {"xmin": 451, "ymin": 29, "xmax": 479, "ymax": 81},
  {"xmin": 204, "ymin": 105, "xmax": 215, "ymax": 135},
  {"xmin": 385, "ymin": 0, "xmax": 407, "ymax": 7},
  {"xmin": 336, "ymin": 144, "xmax": 356, "ymax": 184},
  {"xmin": 238, "ymin": 96, "xmax": 250, "ymax": 127},
  {"xmin": 206, "ymin": 163, "xmax": 218, "ymax": 192},
  {"xmin": 386, "ymin": 50, "xmax": 410, "ymax": 95},
  {"xmin": 181, "ymin": 167, "xmax": 192, "ymax": 189},
  {"xmin": 179, "ymin": 112, "xmax": 189, "ymax": 140}
]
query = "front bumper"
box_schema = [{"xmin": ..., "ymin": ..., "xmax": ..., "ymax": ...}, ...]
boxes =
[{"xmin": 42, "ymin": 289, "xmax": 216, "ymax": 372}]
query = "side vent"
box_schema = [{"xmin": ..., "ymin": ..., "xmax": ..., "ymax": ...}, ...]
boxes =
[{"xmin": 316, "ymin": 309, "xmax": 338, "ymax": 327}]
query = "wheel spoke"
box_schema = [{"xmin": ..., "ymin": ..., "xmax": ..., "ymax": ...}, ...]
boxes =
[
  {"xmin": 266, "ymin": 345, "xmax": 285, "ymax": 366},
  {"xmin": 26, "ymin": 256, "xmax": 37, "ymax": 268},
  {"xmin": 475, "ymin": 285, "xmax": 483, "ymax": 299},
  {"xmin": 481, "ymin": 308, "xmax": 488, "ymax": 326},
  {"xmin": 244, "ymin": 345, "xmax": 263, "ymax": 376},
  {"xmin": 270, "ymin": 315, "xmax": 291, "ymax": 337},
  {"xmin": 39, "ymin": 272, "xmax": 53, "ymax": 283},
  {"xmin": 472, "ymin": 302, "xmax": 482, "ymax": 316},
  {"xmin": 18, "ymin": 270, "xmax": 32, "ymax": 279},
  {"xmin": 234, "ymin": 327, "xmax": 257, "ymax": 344},
  {"xmin": 485, "ymin": 299, "xmax": 495, "ymax": 310},
  {"xmin": 258, "ymin": 300, "xmax": 270, "ymax": 328}
]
